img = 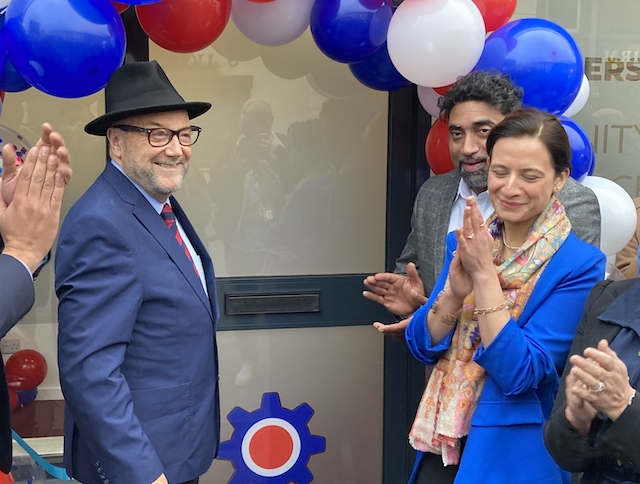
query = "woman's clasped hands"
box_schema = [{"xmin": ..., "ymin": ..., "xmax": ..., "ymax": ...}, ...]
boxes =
[{"xmin": 449, "ymin": 196, "xmax": 495, "ymax": 300}]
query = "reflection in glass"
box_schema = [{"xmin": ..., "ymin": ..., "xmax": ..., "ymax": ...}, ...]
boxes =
[{"xmin": 151, "ymin": 28, "xmax": 387, "ymax": 277}]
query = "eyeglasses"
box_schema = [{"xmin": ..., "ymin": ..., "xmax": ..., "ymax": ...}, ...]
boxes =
[{"xmin": 114, "ymin": 124, "xmax": 202, "ymax": 147}]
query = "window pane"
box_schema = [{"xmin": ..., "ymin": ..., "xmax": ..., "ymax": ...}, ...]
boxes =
[
  {"xmin": 543, "ymin": 0, "xmax": 640, "ymax": 197},
  {"xmin": 151, "ymin": 26, "xmax": 388, "ymax": 277}
]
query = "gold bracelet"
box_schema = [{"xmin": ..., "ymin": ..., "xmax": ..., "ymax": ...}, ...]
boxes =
[
  {"xmin": 473, "ymin": 301, "xmax": 508, "ymax": 316},
  {"xmin": 431, "ymin": 290, "xmax": 461, "ymax": 325}
]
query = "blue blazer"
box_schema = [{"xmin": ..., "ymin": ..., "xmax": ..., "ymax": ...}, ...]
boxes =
[
  {"xmin": 406, "ymin": 231, "xmax": 606, "ymax": 484},
  {"xmin": 55, "ymin": 163, "xmax": 220, "ymax": 484}
]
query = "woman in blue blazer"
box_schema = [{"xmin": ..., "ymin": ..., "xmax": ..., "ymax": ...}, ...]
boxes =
[{"xmin": 405, "ymin": 109, "xmax": 605, "ymax": 484}]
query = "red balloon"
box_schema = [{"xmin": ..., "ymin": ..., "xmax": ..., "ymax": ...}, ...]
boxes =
[
  {"xmin": 0, "ymin": 91, "xmax": 5, "ymax": 102},
  {"xmin": 471, "ymin": 0, "xmax": 517, "ymax": 33},
  {"xmin": 112, "ymin": 1, "xmax": 130, "ymax": 13},
  {"xmin": 425, "ymin": 119, "xmax": 455, "ymax": 175},
  {"xmin": 433, "ymin": 83, "xmax": 453, "ymax": 95},
  {"xmin": 8, "ymin": 387, "xmax": 18, "ymax": 412},
  {"xmin": 0, "ymin": 471, "xmax": 14, "ymax": 484},
  {"xmin": 5, "ymin": 349, "xmax": 48, "ymax": 392},
  {"xmin": 136, "ymin": 0, "xmax": 232, "ymax": 54}
]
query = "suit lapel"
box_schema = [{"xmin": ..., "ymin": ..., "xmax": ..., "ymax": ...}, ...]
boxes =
[
  {"xmin": 171, "ymin": 197, "xmax": 219, "ymax": 319},
  {"xmin": 103, "ymin": 164, "xmax": 214, "ymax": 320}
]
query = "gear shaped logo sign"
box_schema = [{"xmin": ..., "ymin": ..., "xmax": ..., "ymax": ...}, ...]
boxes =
[{"xmin": 219, "ymin": 392, "xmax": 326, "ymax": 483}]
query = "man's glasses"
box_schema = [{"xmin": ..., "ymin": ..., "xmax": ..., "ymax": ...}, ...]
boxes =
[{"xmin": 114, "ymin": 125, "xmax": 202, "ymax": 147}]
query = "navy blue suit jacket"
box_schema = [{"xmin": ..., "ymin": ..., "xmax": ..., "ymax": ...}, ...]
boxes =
[{"xmin": 55, "ymin": 163, "xmax": 219, "ymax": 484}]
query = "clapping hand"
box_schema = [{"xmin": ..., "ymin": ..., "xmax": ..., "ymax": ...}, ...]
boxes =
[
  {"xmin": 449, "ymin": 197, "xmax": 493, "ymax": 298},
  {"xmin": 363, "ymin": 262, "xmax": 427, "ymax": 317},
  {"xmin": 568, "ymin": 339, "xmax": 635, "ymax": 422},
  {"xmin": 1, "ymin": 123, "xmax": 71, "ymax": 206}
]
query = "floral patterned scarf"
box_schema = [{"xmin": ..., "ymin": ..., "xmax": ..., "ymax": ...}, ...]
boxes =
[{"xmin": 408, "ymin": 196, "xmax": 571, "ymax": 465}]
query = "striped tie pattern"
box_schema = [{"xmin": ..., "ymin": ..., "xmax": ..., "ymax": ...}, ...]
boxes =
[{"xmin": 161, "ymin": 203, "xmax": 200, "ymax": 277}]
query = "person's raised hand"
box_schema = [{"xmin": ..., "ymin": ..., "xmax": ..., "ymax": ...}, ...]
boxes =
[
  {"xmin": 0, "ymin": 142, "xmax": 71, "ymax": 272},
  {"xmin": 363, "ymin": 262, "xmax": 426, "ymax": 317},
  {"xmin": 565, "ymin": 367, "xmax": 597, "ymax": 436},
  {"xmin": 569, "ymin": 339, "xmax": 635, "ymax": 421},
  {"xmin": 454, "ymin": 197, "xmax": 494, "ymax": 279},
  {"xmin": 2, "ymin": 123, "xmax": 70, "ymax": 206}
]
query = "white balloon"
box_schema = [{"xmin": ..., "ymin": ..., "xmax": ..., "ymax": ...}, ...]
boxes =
[
  {"xmin": 562, "ymin": 74, "xmax": 590, "ymax": 118},
  {"xmin": 581, "ymin": 176, "xmax": 637, "ymax": 256},
  {"xmin": 387, "ymin": 0, "xmax": 485, "ymax": 87},
  {"xmin": 232, "ymin": 0, "xmax": 314, "ymax": 47},
  {"xmin": 417, "ymin": 86, "xmax": 442, "ymax": 118}
]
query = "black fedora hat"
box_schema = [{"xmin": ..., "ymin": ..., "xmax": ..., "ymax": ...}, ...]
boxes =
[{"xmin": 85, "ymin": 61, "xmax": 211, "ymax": 136}]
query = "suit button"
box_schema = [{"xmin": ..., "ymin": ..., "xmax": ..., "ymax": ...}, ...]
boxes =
[{"xmin": 617, "ymin": 458, "xmax": 623, "ymax": 466}]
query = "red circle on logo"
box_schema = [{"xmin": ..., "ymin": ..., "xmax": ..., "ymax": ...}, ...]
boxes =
[{"xmin": 248, "ymin": 425, "xmax": 293, "ymax": 469}]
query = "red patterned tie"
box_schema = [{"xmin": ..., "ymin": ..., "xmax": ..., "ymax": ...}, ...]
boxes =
[{"xmin": 161, "ymin": 203, "xmax": 200, "ymax": 277}]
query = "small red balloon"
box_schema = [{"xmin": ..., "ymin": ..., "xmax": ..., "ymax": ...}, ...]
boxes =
[
  {"xmin": 112, "ymin": 1, "xmax": 130, "ymax": 13},
  {"xmin": 136, "ymin": 0, "xmax": 232, "ymax": 54},
  {"xmin": 425, "ymin": 119, "xmax": 455, "ymax": 175},
  {"xmin": 5, "ymin": 349, "xmax": 48, "ymax": 392},
  {"xmin": 0, "ymin": 470, "xmax": 14, "ymax": 484},
  {"xmin": 471, "ymin": 0, "xmax": 517, "ymax": 33},
  {"xmin": 8, "ymin": 387, "xmax": 18, "ymax": 412}
]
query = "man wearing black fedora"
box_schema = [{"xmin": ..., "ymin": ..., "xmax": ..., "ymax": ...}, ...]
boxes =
[{"xmin": 55, "ymin": 61, "xmax": 219, "ymax": 484}]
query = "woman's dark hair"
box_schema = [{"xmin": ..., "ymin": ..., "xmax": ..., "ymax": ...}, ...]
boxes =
[{"xmin": 486, "ymin": 108, "xmax": 571, "ymax": 175}]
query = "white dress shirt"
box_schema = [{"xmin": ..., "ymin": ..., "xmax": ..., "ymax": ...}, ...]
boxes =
[{"xmin": 447, "ymin": 178, "xmax": 495, "ymax": 234}]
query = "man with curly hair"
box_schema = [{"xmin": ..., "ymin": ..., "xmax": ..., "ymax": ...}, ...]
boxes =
[{"xmin": 364, "ymin": 71, "xmax": 600, "ymax": 331}]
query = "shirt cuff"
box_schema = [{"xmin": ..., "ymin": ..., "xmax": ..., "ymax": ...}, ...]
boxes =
[{"xmin": 13, "ymin": 256, "xmax": 34, "ymax": 281}]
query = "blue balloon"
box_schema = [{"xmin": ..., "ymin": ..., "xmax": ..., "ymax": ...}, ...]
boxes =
[
  {"xmin": 474, "ymin": 18, "xmax": 583, "ymax": 115},
  {"xmin": 349, "ymin": 42, "xmax": 410, "ymax": 91},
  {"xmin": 560, "ymin": 116, "xmax": 594, "ymax": 182},
  {"xmin": 16, "ymin": 387, "xmax": 37, "ymax": 407},
  {"xmin": 0, "ymin": 56, "xmax": 30, "ymax": 92},
  {"xmin": 588, "ymin": 149, "xmax": 596, "ymax": 176},
  {"xmin": 311, "ymin": 0, "xmax": 393, "ymax": 64},
  {"xmin": 4, "ymin": 0, "xmax": 126, "ymax": 98}
]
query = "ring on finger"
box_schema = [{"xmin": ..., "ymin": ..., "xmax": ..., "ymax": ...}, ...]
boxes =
[
  {"xmin": 590, "ymin": 381, "xmax": 605, "ymax": 394},
  {"xmin": 479, "ymin": 223, "xmax": 486, "ymax": 228},
  {"xmin": 466, "ymin": 233, "xmax": 475, "ymax": 240}
]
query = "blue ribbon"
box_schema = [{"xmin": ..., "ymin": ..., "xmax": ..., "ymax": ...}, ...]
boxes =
[{"xmin": 11, "ymin": 430, "xmax": 72, "ymax": 480}]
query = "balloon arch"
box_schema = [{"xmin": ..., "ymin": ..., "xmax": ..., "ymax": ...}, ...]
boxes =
[{"xmin": 0, "ymin": 0, "xmax": 632, "ymax": 255}]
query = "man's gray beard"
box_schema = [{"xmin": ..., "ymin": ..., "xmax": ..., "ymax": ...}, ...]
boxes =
[{"xmin": 459, "ymin": 163, "xmax": 488, "ymax": 189}]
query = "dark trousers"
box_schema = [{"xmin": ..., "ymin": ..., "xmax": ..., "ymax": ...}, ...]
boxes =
[
  {"xmin": 414, "ymin": 451, "xmax": 459, "ymax": 484},
  {"xmin": 181, "ymin": 479, "xmax": 199, "ymax": 484},
  {"xmin": 412, "ymin": 436, "xmax": 465, "ymax": 484}
]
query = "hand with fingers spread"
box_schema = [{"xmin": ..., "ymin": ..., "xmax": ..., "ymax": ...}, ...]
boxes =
[
  {"xmin": 363, "ymin": 262, "xmax": 427, "ymax": 317},
  {"xmin": 0, "ymin": 128, "xmax": 72, "ymax": 273},
  {"xmin": 568, "ymin": 339, "xmax": 635, "ymax": 421}
]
